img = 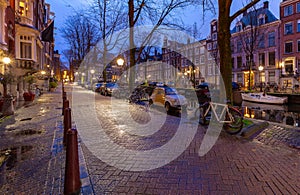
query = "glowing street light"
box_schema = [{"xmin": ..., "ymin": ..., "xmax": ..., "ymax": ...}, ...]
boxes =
[
  {"xmin": 117, "ymin": 58, "xmax": 125, "ymax": 66},
  {"xmin": 258, "ymin": 65, "xmax": 264, "ymax": 92},
  {"xmin": 2, "ymin": 57, "xmax": 11, "ymax": 64}
]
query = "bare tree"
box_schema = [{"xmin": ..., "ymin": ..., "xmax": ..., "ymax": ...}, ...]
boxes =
[
  {"xmin": 236, "ymin": 5, "xmax": 261, "ymax": 90},
  {"xmin": 216, "ymin": 0, "xmax": 260, "ymax": 102},
  {"xmin": 60, "ymin": 11, "xmax": 99, "ymax": 67},
  {"xmin": 127, "ymin": 0, "xmax": 200, "ymax": 90},
  {"xmin": 88, "ymin": 0, "xmax": 127, "ymax": 82}
]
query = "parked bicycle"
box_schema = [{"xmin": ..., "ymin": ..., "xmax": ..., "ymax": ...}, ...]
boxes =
[{"xmin": 195, "ymin": 101, "xmax": 243, "ymax": 134}]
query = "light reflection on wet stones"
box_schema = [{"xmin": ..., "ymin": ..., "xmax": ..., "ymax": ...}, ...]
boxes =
[{"xmin": 0, "ymin": 146, "xmax": 33, "ymax": 170}]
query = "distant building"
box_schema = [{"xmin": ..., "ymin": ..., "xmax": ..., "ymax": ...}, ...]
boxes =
[
  {"xmin": 231, "ymin": 1, "xmax": 280, "ymax": 89},
  {"xmin": 279, "ymin": 0, "xmax": 300, "ymax": 88}
]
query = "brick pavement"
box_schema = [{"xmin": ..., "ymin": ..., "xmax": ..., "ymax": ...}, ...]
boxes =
[
  {"xmin": 0, "ymin": 84, "xmax": 299, "ymax": 194},
  {"xmin": 71, "ymin": 85, "xmax": 300, "ymax": 194}
]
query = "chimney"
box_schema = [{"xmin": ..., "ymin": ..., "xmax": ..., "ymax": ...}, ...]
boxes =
[{"xmin": 263, "ymin": 1, "xmax": 269, "ymax": 9}]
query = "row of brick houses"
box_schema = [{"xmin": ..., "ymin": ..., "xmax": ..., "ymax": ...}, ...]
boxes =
[
  {"xmin": 0, "ymin": 0, "xmax": 58, "ymax": 100},
  {"xmin": 137, "ymin": 0, "xmax": 299, "ymax": 90}
]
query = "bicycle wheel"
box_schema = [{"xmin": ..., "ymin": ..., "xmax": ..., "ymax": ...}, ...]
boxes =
[{"xmin": 223, "ymin": 107, "xmax": 243, "ymax": 134}]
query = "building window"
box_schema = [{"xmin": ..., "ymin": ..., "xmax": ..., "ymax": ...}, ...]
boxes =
[
  {"xmin": 268, "ymin": 52, "xmax": 275, "ymax": 66},
  {"xmin": 297, "ymin": 2, "xmax": 300, "ymax": 13},
  {"xmin": 236, "ymin": 24, "xmax": 242, "ymax": 32},
  {"xmin": 212, "ymin": 33, "xmax": 217, "ymax": 41},
  {"xmin": 231, "ymin": 43, "xmax": 235, "ymax": 53},
  {"xmin": 19, "ymin": 0, "xmax": 29, "ymax": 17},
  {"xmin": 285, "ymin": 42, "xmax": 293, "ymax": 53},
  {"xmin": 259, "ymin": 53, "xmax": 265, "ymax": 66},
  {"xmin": 285, "ymin": 60, "xmax": 293, "ymax": 74},
  {"xmin": 200, "ymin": 55, "xmax": 205, "ymax": 64},
  {"xmin": 298, "ymin": 40, "xmax": 300, "ymax": 52},
  {"xmin": 232, "ymin": 58, "xmax": 235, "ymax": 69},
  {"xmin": 269, "ymin": 71, "xmax": 275, "ymax": 83},
  {"xmin": 237, "ymin": 41, "xmax": 242, "ymax": 52},
  {"xmin": 237, "ymin": 73, "xmax": 243, "ymax": 84},
  {"xmin": 258, "ymin": 34, "xmax": 265, "ymax": 48},
  {"xmin": 207, "ymin": 43, "xmax": 212, "ymax": 50},
  {"xmin": 268, "ymin": 32, "xmax": 275, "ymax": 47},
  {"xmin": 284, "ymin": 5, "xmax": 293, "ymax": 17},
  {"xmin": 20, "ymin": 42, "xmax": 32, "ymax": 59},
  {"xmin": 200, "ymin": 47, "xmax": 204, "ymax": 54},
  {"xmin": 258, "ymin": 14, "xmax": 266, "ymax": 25},
  {"xmin": 298, "ymin": 20, "xmax": 300, "ymax": 32},
  {"xmin": 237, "ymin": 56, "xmax": 242, "ymax": 68},
  {"xmin": 285, "ymin": 22, "xmax": 293, "ymax": 35}
]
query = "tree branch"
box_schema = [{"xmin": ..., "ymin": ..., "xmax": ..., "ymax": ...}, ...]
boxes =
[{"xmin": 230, "ymin": 0, "xmax": 260, "ymax": 22}]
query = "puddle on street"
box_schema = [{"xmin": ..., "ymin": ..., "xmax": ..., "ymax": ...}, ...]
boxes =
[
  {"xmin": 0, "ymin": 145, "xmax": 33, "ymax": 170},
  {"xmin": 20, "ymin": 118, "xmax": 32, "ymax": 121},
  {"xmin": 15, "ymin": 129, "xmax": 43, "ymax": 136}
]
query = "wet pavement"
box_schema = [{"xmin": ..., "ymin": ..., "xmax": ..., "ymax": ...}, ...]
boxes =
[{"xmin": 0, "ymin": 84, "xmax": 299, "ymax": 194}]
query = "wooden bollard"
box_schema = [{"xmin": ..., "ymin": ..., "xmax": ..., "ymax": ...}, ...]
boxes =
[
  {"xmin": 63, "ymin": 108, "xmax": 71, "ymax": 146},
  {"xmin": 64, "ymin": 128, "xmax": 81, "ymax": 195}
]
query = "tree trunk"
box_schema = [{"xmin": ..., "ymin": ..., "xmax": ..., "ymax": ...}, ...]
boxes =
[
  {"xmin": 3, "ymin": 84, "xmax": 8, "ymax": 97},
  {"xmin": 129, "ymin": 0, "xmax": 135, "ymax": 92},
  {"xmin": 218, "ymin": 0, "xmax": 233, "ymax": 103}
]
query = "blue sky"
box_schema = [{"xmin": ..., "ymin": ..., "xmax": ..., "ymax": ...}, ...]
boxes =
[{"xmin": 46, "ymin": 0, "xmax": 281, "ymax": 60}]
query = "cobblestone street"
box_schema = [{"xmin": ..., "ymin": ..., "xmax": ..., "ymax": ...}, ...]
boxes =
[
  {"xmin": 0, "ymin": 84, "xmax": 299, "ymax": 194},
  {"xmin": 72, "ymin": 85, "xmax": 300, "ymax": 194}
]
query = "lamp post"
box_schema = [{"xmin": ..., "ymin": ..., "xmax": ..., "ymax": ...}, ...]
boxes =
[
  {"xmin": 1, "ymin": 56, "xmax": 14, "ymax": 115},
  {"xmin": 117, "ymin": 57, "xmax": 125, "ymax": 82},
  {"xmin": 90, "ymin": 69, "xmax": 95, "ymax": 88},
  {"xmin": 258, "ymin": 65, "xmax": 264, "ymax": 92}
]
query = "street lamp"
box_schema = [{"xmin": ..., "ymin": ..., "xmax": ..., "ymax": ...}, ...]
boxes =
[
  {"xmin": 117, "ymin": 57, "xmax": 125, "ymax": 82},
  {"xmin": 90, "ymin": 69, "xmax": 95, "ymax": 88},
  {"xmin": 117, "ymin": 58, "xmax": 125, "ymax": 66},
  {"xmin": 2, "ymin": 57, "xmax": 11, "ymax": 65},
  {"xmin": 258, "ymin": 65, "xmax": 264, "ymax": 92}
]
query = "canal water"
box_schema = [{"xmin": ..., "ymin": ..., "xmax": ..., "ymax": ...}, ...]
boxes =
[{"xmin": 241, "ymin": 101, "xmax": 300, "ymax": 127}]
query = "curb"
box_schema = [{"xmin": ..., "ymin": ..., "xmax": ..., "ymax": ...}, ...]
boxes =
[{"xmin": 241, "ymin": 121, "xmax": 269, "ymax": 139}]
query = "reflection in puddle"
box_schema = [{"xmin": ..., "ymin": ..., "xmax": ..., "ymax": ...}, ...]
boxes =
[
  {"xmin": 241, "ymin": 101, "xmax": 300, "ymax": 127},
  {"xmin": 0, "ymin": 146, "xmax": 33, "ymax": 170}
]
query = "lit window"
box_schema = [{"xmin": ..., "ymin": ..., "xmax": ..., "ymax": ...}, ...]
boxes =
[{"xmin": 19, "ymin": 0, "xmax": 29, "ymax": 16}]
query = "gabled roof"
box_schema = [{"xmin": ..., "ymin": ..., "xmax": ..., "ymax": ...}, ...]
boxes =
[{"xmin": 231, "ymin": 5, "xmax": 278, "ymax": 34}]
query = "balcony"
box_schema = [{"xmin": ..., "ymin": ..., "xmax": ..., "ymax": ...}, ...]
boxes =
[
  {"xmin": 15, "ymin": 13, "xmax": 33, "ymax": 27},
  {"xmin": 15, "ymin": 59, "xmax": 38, "ymax": 70}
]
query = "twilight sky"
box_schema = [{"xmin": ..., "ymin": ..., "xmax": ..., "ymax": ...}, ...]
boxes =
[{"xmin": 46, "ymin": 0, "xmax": 281, "ymax": 62}]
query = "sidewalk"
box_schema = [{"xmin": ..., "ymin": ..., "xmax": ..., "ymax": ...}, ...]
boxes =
[{"xmin": 0, "ymin": 85, "xmax": 93, "ymax": 194}]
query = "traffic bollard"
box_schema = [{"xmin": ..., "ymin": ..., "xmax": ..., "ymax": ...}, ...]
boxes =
[
  {"xmin": 62, "ymin": 97, "xmax": 68, "ymax": 115},
  {"xmin": 63, "ymin": 108, "xmax": 71, "ymax": 146},
  {"xmin": 64, "ymin": 128, "xmax": 81, "ymax": 195}
]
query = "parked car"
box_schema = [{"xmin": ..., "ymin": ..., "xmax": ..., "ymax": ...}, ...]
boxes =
[
  {"xmin": 149, "ymin": 86, "xmax": 187, "ymax": 113},
  {"xmin": 99, "ymin": 82, "xmax": 118, "ymax": 96}
]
